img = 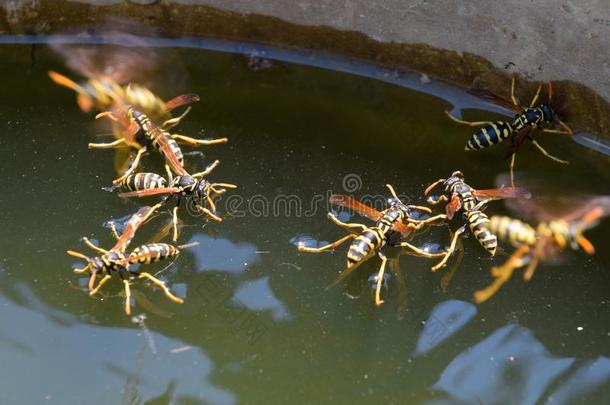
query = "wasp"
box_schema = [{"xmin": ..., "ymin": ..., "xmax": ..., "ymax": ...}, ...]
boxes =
[
  {"xmin": 115, "ymin": 162, "xmax": 237, "ymax": 241},
  {"xmin": 298, "ymin": 185, "xmax": 448, "ymax": 305},
  {"xmin": 424, "ymin": 171, "xmax": 531, "ymax": 269},
  {"xmin": 445, "ymin": 75, "xmax": 572, "ymax": 185},
  {"xmin": 471, "ymin": 180, "xmax": 609, "ymax": 303},
  {"xmin": 48, "ymin": 70, "xmax": 200, "ymax": 127},
  {"xmin": 94, "ymin": 104, "xmax": 228, "ymax": 181},
  {"xmin": 67, "ymin": 205, "xmax": 194, "ymax": 315}
]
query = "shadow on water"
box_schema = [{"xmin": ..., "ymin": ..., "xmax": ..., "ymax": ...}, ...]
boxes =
[{"xmin": 0, "ymin": 37, "xmax": 609, "ymax": 403}]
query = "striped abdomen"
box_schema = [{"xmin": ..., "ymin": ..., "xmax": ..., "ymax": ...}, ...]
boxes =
[
  {"xmin": 489, "ymin": 216, "xmax": 537, "ymax": 247},
  {"xmin": 151, "ymin": 134, "xmax": 184, "ymax": 166},
  {"xmin": 465, "ymin": 121, "xmax": 513, "ymax": 151},
  {"xmin": 128, "ymin": 243, "xmax": 180, "ymax": 264},
  {"xmin": 466, "ymin": 210, "xmax": 497, "ymax": 255},
  {"xmin": 346, "ymin": 228, "xmax": 383, "ymax": 267},
  {"xmin": 121, "ymin": 172, "xmax": 168, "ymax": 192}
]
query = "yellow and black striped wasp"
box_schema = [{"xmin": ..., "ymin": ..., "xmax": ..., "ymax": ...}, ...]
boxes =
[
  {"xmin": 67, "ymin": 205, "xmax": 194, "ymax": 315},
  {"xmin": 472, "ymin": 175, "xmax": 610, "ymax": 303},
  {"xmin": 424, "ymin": 171, "xmax": 531, "ymax": 270},
  {"xmin": 115, "ymin": 161, "xmax": 237, "ymax": 241},
  {"xmin": 445, "ymin": 75, "xmax": 572, "ymax": 185},
  {"xmin": 298, "ymin": 185, "xmax": 448, "ymax": 306},
  {"xmin": 94, "ymin": 103, "xmax": 228, "ymax": 182}
]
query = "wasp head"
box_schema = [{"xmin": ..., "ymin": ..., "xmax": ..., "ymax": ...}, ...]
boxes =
[{"xmin": 539, "ymin": 104, "xmax": 555, "ymax": 122}]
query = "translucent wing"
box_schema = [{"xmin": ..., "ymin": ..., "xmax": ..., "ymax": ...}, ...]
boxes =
[
  {"xmin": 468, "ymin": 88, "xmax": 522, "ymax": 113},
  {"xmin": 473, "ymin": 187, "xmax": 532, "ymax": 200},
  {"xmin": 110, "ymin": 206, "xmax": 156, "ymax": 253},
  {"xmin": 329, "ymin": 195, "xmax": 383, "ymax": 222},
  {"xmin": 119, "ymin": 188, "xmax": 181, "ymax": 198}
]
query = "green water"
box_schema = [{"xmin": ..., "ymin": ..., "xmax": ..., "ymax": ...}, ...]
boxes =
[{"xmin": 0, "ymin": 44, "xmax": 609, "ymax": 404}]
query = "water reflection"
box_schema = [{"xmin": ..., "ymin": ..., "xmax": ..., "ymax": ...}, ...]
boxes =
[
  {"xmin": 0, "ymin": 297, "xmax": 236, "ymax": 404},
  {"xmin": 189, "ymin": 233, "xmax": 260, "ymax": 274},
  {"xmin": 429, "ymin": 324, "xmax": 575, "ymax": 405},
  {"xmin": 233, "ymin": 276, "xmax": 290, "ymax": 321},
  {"xmin": 415, "ymin": 300, "xmax": 477, "ymax": 356}
]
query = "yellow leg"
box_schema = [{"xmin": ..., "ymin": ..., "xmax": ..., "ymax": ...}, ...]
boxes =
[
  {"xmin": 192, "ymin": 160, "xmax": 220, "ymax": 178},
  {"xmin": 67, "ymin": 249, "xmax": 91, "ymax": 262},
  {"xmin": 139, "ymin": 272, "xmax": 184, "ymax": 304},
  {"xmin": 113, "ymin": 147, "xmax": 146, "ymax": 184},
  {"xmin": 541, "ymin": 128, "xmax": 572, "ymax": 135},
  {"xmin": 172, "ymin": 206, "xmax": 179, "ymax": 242},
  {"xmin": 206, "ymin": 195, "xmax": 217, "ymax": 213},
  {"xmin": 431, "ymin": 226, "xmax": 466, "ymax": 272},
  {"xmin": 427, "ymin": 195, "xmax": 448, "ymax": 206},
  {"xmin": 510, "ymin": 74, "xmax": 519, "ymax": 106},
  {"xmin": 90, "ymin": 274, "xmax": 112, "ymax": 296},
  {"xmin": 389, "ymin": 257, "xmax": 407, "ymax": 318},
  {"xmin": 440, "ymin": 238, "xmax": 464, "ymax": 292},
  {"xmin": 408, "ymin": 214, "xmax": 448, "ymax": 226},
  {"xmin": 162, "ymin": 106, "xmax": 191, "ymax": 129},
  {"xmin": 374, "ymin": 254, "xmax": 388, "ymax": 306},
  {"xmin": 529, "ymin": 82, "xmax": 542, "ymax": 107},
  {"xmin": 530, "ymin": 140, "xmax": 569, "ymax": 164},
  {"xmin": 196, "ymin": 205, "xmax": 222, "ymax": 222},
  {"xmin": 398, "ymin": 242, "xmax": 446, "ymax": 258},
  {"xmin": 509, "ymin": 153, "xmax": 516, "ymax": 187},
  {"xmin": 523, "ymin": 240, "xmax": 546, "ymax": 281},
  {"xmin": 473, "ymin": 245, "xmax": 530, "ymax": 303},
  {"xmin": 88, "ymin": 138, "xmax": 127, "ymax": 149},
  {"xmin": 444, "ymin": 111, "xmax": 493, "ymax": 127},
  {"xmin": 108, "ymin": 222, "xmax": 120, "ymax": 240},
  {"xmin": 407, "ymin": 205, "xmax": 432, "ymax": 214},
  {"xmin": 171, "ymin": 134, "xmax": 228, "ymax": 146},
  {"xmin": 82, "ymin": 237, "xmax": 109, "ymax": 254},
  {"xmin": 88, "ymin": 272, "xmax": 97, "ymax": 292},
  {"xmin": 327, "ymin": 213, "xmax": 368, "ymax": 232},
  {"xmin": 211, "ymin": 182, "xmax": 237, "ymax": 189},
  {"xmin": 298, "ymin": 233, "xmax": 356, "ymax": 253},
  {"xmin": 123, "ymin": 280, "xmax": 132, "ymax": 315}
]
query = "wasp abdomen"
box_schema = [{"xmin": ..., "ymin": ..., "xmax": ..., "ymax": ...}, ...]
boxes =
[
  {"xmin": 129, "ymin": 243, "xmax": 180, "ymax": 264},
  {"xmin": 466, "ymin": 210, "xmax": 497, "ymax": 255},
  {"xmin": 347, "ymin": 229, "xmax": 382, "ymax": 266},
  {"xmin": 490, "ymin": 216, "xmax": 537, "ymax": 246},
  {"xmin": 122, "ymin": 172, "xmax": 168, "ymax": 192},
  {"xmin": 465, "ymin": 121, "xmax": 513, "ymax": 151}
]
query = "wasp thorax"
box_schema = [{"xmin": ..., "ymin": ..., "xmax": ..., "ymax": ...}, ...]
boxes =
[
  {"xmin": 173, "ymin": 175, "xmax": 197, "ymax": 193},
  {"xmin": 196, "ymin": 179, "xmax": 211, "ymax": 199},
  {"xmin": 548, "ymin": 220, "xmax": 571, "ymax": 248}
]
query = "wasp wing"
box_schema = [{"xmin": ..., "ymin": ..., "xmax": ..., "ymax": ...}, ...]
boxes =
[
  {"xmin": 329, "ymin": 195, "xmax": 383, "ymax": 222},
  {"xmin": 119, "ymin": 187, "xmax": 181, "ymax": 198},
  {"xmin": 110, "ymin": 205, "xmax": 157, "ymax": 253},
  {"xmin": 468, "ymin": 88, "xmax": 523, "ymax": 114},
  {"xmin": 474, "ymin": 187, "xmax": 532, "ymax": 201}
]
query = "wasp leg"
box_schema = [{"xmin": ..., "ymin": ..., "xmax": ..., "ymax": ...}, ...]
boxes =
[
  {"xmin": 389, "ymin": 256, "xmax": 407, "ymax": 319},
  {"xmin": 408, "ymin": 214, "xmax": 448, "ymax": 226},
  {"xmin": 509, "ymin": 152, "xmax": 517, "ymax": 187},
  {"xmin": 82, "ymin": 237, "xmax": 109, "ymax": 254},
  {"xmin": 510, "ymin": 74, "xmax": 519, "ymax": 107},
  {"xmin": 107, "ymin": 222, "xmax": 120, "ymax": 240},
  {"xmin": 192, "ymin": 160, "xmax": 220, "ymax": 178},
  {"xmin": 171, "ymin": 206, "xmax": 180, "ymax": 242},
  {"xmin": 171, "ymin": 134, "xmax": 228, "ymax": 146},
  {"xmin": 444, "ymin": 111, "xmax": 493, "ymax": 127},
  {"xmin": 73, "ymin": 265, "xmax": 90, "ymax": 274},
  {"xmin": 398, "ymin": 242, "xmax": 446, "ymax": 259},
  {"xmin": 211, "ymin": 182, "xmax": 238, "ymax": 189},
  {"xmin": 374, "ymin": 253, "xmax": 388, "ymax": 306},
  {"xmin": 89, "ymin": 138, "xmax": 128, "ymax": 149},
  {"xmin": 113, "ymin": 147, "xmax": 147, "ymax": 184},
  {"xmin": 473, "ymin": 245, "xmax": 530, "ymax": 303},
  {"xmin": 523, "ymin": 240, "xmax": 546, "ymax": 281},
  {"xmin": 197, "ymin": 204, "xmax": 222, "ymax": 222},
  {"xmin": 139, "ymin": 272, "xmax": 184, "ymax": 304},
  {"xmin": 89, "ymin": 274, "xmax": 112, "ymax": 296},
  {"xmin": 427, "ymin": 194, "xmax": 449, "ymax": 206},
  {"xmin": 407, "ymin": 204, "xmax": 432, "ymax": 214},
  {"xmin": 529, "ymin": 82, "xmax": 543, "ymax": 108},
  {"xmin": 326, "ymin": 213, "xmax": 368, "ymax": 232},
  {"xmin": 530, "ymin": 139, "xmax": 569, "ymax": 164},
  {"xmin": 440, "ymin": 237, "xmax": 464, "ymax": 292},
  {"xmin": 431, "ymin": 225, "xmax": 466, "ymax": 272},
  {"xmin": 123, "ymin": 280, "xmax": 132, "ymax": 315},
  {"xmin": 298, "ymin": 233, "xmax": 356, "ymax": 253},
  {"xmin": 161, "ymin": 106, "xmax": 192, "ymax": 129},
  {"xmin": 88, "ymin": 272, "xmax": 98, "ymax": 292}
]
